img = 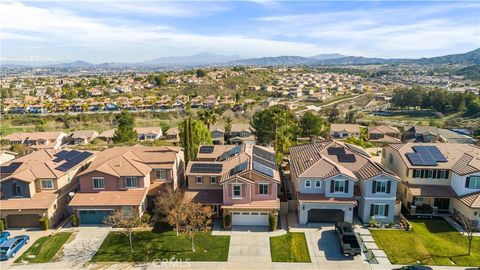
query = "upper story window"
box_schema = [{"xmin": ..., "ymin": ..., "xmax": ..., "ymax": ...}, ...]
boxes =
[
  {"xmin": 196, "ymin": 176, "xmax": 203, "ymax": 184},
  {"xmin": 155, "ymin": 170, "xmax": 167, "ymax": 180},
  {"xmin": 315, "ymin": 180, "xmax": 321, "ymax": 188},
  {"xmin": 334, "ymin": 180, "xmax": 346, "ymax": 193},
  {"xmin": 375, "ymin": 181, "xmax": 387, "ymax": 193},
  {"xmin": 41, "ymin": 179, "xmax": 54, "ymax": 189},
  {"xmin": 412, "ymin": 169, "xmax": 449, "ymax": 179},
  {"xmin": 125, "ymin": 177, "xmax": 137, "ymax": 188},
  {"xmin": 259, "ymin": 183, "xmax": 269, "ymax": 195},
  {"xmin": 14, "ymin": 184, "xmax": 22, "ymax": 196},
  {"xmin": 233, "ymin": 184, "xmax": 242, "ymax": 198},
  {"xmin": 92, "ymin": 177, "xmax": 105, "ymax": 189},
  {"xmin": 467, "ymin": 176, "xmax": 480, "ymax": 189},
  {"xmin": 210, "ymin": 176, "xmax": 217, "ymax": 184},
  {"xmin": 304, "ymin": 180, "xmax": 311, "ymax": 188}
]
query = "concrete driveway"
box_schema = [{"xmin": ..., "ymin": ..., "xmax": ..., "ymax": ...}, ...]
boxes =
[
  {"xmin": 57, "ymin": 226, "xmax": 110, "ymax": 266},
  {"xmin": 0, "ymin": 228, "xmax": 53, "ymax": 270},
  {"xmin": 228, "ymin": 226, "xmax": 271, "ymax": 264}
]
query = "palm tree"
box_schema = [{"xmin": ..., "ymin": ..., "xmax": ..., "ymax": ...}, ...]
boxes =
[{"xmin": 198, "ymin": 109, "xmax": 218, "ymax": 129}]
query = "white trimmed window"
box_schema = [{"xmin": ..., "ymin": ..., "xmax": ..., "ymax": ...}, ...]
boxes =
[
  {"xmin": 233, "ymin": 184, "xmax": 242, "ymax": 198},
  {"xmin": 469, "ymin": 176, "xmax": 480, "ymax": 189},
  {"xmin": 373, "ymin": 204, "xmax": 387, "ymax": 217},
  {"xmin": 375, "ymin": 181, "xmax": 387, "ymax": 193},
  {"xmin": 210, "ymin": 176, "xmax": 217, "ymax": 184},
  {"xmin": 334, "ymin": 180, "xmax": 346, "ymax": 192},
  {"xmin": 125, "ymin": 177, "xmax": 137, "ymax": 188},
  {"xmin": 155, "ymin": 170, "xmax": 167, "ymax": 179},
  {"xmin": 196, "ymin": 176, "xmax": 203, "ymax": 184},
  {"xmin": 259, "ymin": 183, "xmax": 269, "ymax": 195},
  {"xmin": 41, "ymin": 179, "xmax": 54, "ymax": 189},
  {"xmin": 92, "ymin": 177, "xmax": 105, "ymax": 189},
  {"xmin": 315, "ymin": 180, "xmax": 321, "ymax": 188},
  {"xmin": 305, "ymin": 180, "xmax": 311, "ymax": 188}
]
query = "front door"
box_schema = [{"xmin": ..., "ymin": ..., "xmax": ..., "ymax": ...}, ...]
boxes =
[{"xmin": 434, "ymin": 198, "xmax": 450, "ymax": 210}]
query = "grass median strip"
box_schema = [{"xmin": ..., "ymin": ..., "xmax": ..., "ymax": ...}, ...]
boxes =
[
  {"xmin": 15, "ymin": 232, "xmax": 73, "ymax": 263},
  {"xmin": 270, "ymin": 232, "xmax": 311, "ymax": 262}
]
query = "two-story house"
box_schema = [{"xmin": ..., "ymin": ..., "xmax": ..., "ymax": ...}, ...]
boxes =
[
  {"xmin": 289, "ymin": 141, "xmax": 400, "ymax": 224},
  {"xmin": 69, "ymin": 146, "xmax": 184, "ymax": 225},
  {"xmin": 382, "ymin": 143, "xmax": 480, "ymax": 229},
  {"xmin": 368, "ymin": 125, "xmax": 401, "ymax": 144},
  {"xmin": 210, "ymin": 125, "xmax": 225, "ymax": 145},
  {"xmin": 163, "ymin": 127, "xmax": 179, "ymax": 145},
  {"xmin": 0, "ymin": 149, "xmax": 95, "ymax": 228},
  {"xmin": 329, "ymin": 124, "xmax": 361, "ymax": 139},
  {"xmin": 3, "ymin": 131, "xmax": 67, "ymax": 150},
  {"xmin": 135, "ymin": 127, "xmax": 163, "ymax": 141},
  {"xmin": 70, "ymin": 130, "xmax": 99, "ymax": 145},
  {"xmin": 185, "ymin": 144, "xmax": 280, "ymax": 226},
  {"xmin": 229, "ymin": 124, "xmax": 255, "ymax": 145}
]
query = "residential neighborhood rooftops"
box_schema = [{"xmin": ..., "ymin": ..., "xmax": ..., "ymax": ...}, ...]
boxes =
[
  {"xmin": 329, "ymin": 124, "xmax": 361, "ymax": 134},
  {"xmin": 368, "ymin": 125, "xmax": 400, "ymax": 134},
  {"xmin": 0, "ymin": 191, "xmax": 58, "ymax": 210},
  {"xmin": 70, "ymin": 130, "xmax": 97, "ymax": 139},
  {"xmin": 184, "ymin": 189, "xmax": 223, "ymax": 205},
  {"xmin": 69, "ymin": 189, "xmax": 147, "ymax": 206}
]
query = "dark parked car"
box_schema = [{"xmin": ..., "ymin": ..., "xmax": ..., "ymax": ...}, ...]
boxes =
[
  {"xmin": 393, "ymin": 266, "xmax": 433, "ymax": 270},
  {"xmin": 335, "ymin": 222, "xmax": 361, "ymax": 256},
  {"xmin": 0, "ymin": 235, "xmax": 30, "ymax": 261},
  {"xmin": 0, "ymin": 232, "xmax": 10, "ymax": 245}
]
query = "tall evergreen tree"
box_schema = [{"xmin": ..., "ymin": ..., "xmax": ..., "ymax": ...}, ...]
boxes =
[{"xmin": 112, "ymin": 111, "xmax": 137, "ymax": 143}]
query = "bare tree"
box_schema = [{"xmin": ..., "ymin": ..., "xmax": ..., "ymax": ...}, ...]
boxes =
[
  {"xmin": 155, "ymin": 186, "xmax": 184, "ymax": 235},
  {"xmin": 177, "ymin": 202, "xmax": 213, "ymax": 252},
  {"xmin": 104, "ymin": 209, "xmax": 145, "ymax": 253},
  {"xmin": 456, "ymin": 213, "xmax": 475, "ymax": 255}
]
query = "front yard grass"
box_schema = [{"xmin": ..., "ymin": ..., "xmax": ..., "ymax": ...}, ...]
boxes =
[
  {"xmin": 370, "ymin": 219, "xmax": 480, "ymax": 267},
  {"xmin": 91, "ymin": 222, "xmax": 230, "ymax": 262},
  {"xmin": 15, "ymin": 232, "xmax": 73, "ymax": 263},
  {"xmin": 270, "ymin": 232, "xmax": 311, "ymax": 262}
]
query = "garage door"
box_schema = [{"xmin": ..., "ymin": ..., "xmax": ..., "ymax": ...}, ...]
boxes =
[
  {"xmin": 79, "ymin": 210, "xmax": 113, "ymax": 225},
  {"xmin": 308, "ymin": 209, "xmax": 344, "ymax": 223},
  {"xmin": 232, "ymin": 212, "xmax": 269, "ymax": 226},
  {"xmin": 7, "ymin": 214, "xmax": 41, "ymax": 228}
]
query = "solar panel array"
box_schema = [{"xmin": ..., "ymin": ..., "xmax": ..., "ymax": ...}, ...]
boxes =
[
  {"xmin": 199, "ymin": 146, "xmax": 214, "ymax": 154},
  {"xmin": 406, "ymin": 146, "xmax": 448, "ymax": 166},
  {"xmin": 327, "ymin": 147, "xmax": 346, "ymax": 155},
  {"xmin": 0, "ymin": 162, "xmax": 23, "ymax": 174},
  {"xmin": 252, "ymin": 146, "xmax": 276, "ymax": 163},
  {"xmin": 252, "ymin": 161, "xmax": 274, "ymax": 177},
  {"xmin": 253, "ymin": 155, "xmax": 276, "ymax": 169},
  {"xmin": 337, "ymin": 153, "xmax": 356, "ymax": 163},
  {"xmin": 53, "ymin": 150, "xmax": 81, "ymax": 163},
  {"xmin": 230, "ymin": 162, "xmax": 248, "ymax": 176},
  {"xmin": 217, "ymin": 146, "xmax": 241, "ymax": 161},
  {"xmin": 191, "ymin": 163, "xmax": 223, "ymax": 173},
  {"xmin": 55, "ymin": 151, "xmax": 93, "ymax": 172}
]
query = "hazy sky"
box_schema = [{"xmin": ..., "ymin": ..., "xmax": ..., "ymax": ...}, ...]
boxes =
[{"xmin": 1, "ymin": 0, "xmax": 479, "ymax": 63}]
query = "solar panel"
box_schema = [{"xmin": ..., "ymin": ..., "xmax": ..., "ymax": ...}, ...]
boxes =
[
  {"xmin": 56, "ymin": 161, "xmax": 77, "ymax": 172},
  {"xmin": 218, "ymin": 146, "xmax": 241, "ymax": 161},
  {"xmin": 0, "ymin": 162, "xmax": 22, "ymax": 174},
  {"xmin": 53, "ymin": 150, "xmax": 69, "ymax": 157},
  {"xmin": 230, "ymin": 162, "xmax": 248, "ymax": 176},
  {"xmin": 55, "ymin": 151, "xmax": 93, "ymax": 172},
  {"xmin": 425, "ymin": 146, "xmax": 447, "ymax": 162},
  {"xmin": 253, "ymin": 161, "xmax": 274, "ymax": 177},
  {"xmin": 337, "ymin": 153, "xmax": 356, "ymax": 163},
  {"xmin": 64, "ymin": 150, "xmax": 82, "ymax": 161},
  {"xmin": 199, "ymin": 146, "xmax": 214, "ymax": 154},
  {"xmin": 406, "ymin": 153, "xmax": 426, "ymax": 166},
  {"xmin": 327, "ymin": 147, "xmax": 346, "ymax": 156},
  {"xmin": 191, "ymin": 163, "xmax": 223, "ymax": 173},
  {"xmin": 412, "ymin": 146, "xmax": 447, "ymax": 165},
  {"xmin": 252, "ymin": 146, "xmax": 276, "ymax": 163},
  {"xmin": 253, "ymin": 155, "xmax": 277, "ymax": 169}
]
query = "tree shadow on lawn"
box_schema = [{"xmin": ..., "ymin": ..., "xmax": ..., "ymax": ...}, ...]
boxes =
[
  {"xmin": 402, "ymin": 253, "xmax": 470, "ymax": 265},
  {"xmin": 416, "ymin": 219, "xmax": 457, "ymax": 234}
]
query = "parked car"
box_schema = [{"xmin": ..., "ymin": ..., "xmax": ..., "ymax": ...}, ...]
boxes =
[
  {"xmin": 0, "ymin": 232, "xmax": 10, "ymax": 245},
  {"xmin": 335, "ymin": 222, "xmax": 361, "ymax": 256},
  {"xmin": 393, "ymin": 266, "xmax": 433, "ymax": 270},
  {"xmin": 0, "ymin": 235, "xmax": 30, "ymax": 261}
]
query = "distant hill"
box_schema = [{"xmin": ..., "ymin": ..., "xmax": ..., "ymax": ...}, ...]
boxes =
[
  {"xmin": 455, "ymin": 65, "xmax": 480, "ymax": 80},
  {"xmin": 412, "ymin": 48, "xmax": 480, "ymax": 65},
  {"xmin": 141, "ymin": 52, "xmax": 241, "ymax": 66},
  {"xmin": 310, "ymin": 53, "xmax": 347, "ymax": 60},
  {"xmin": 227, "ymin": 56, "xmax": 318, "ymax": 66},
  {"xmin": 46, "ymin": 60, "xmax": 95, "ymax": 68}
]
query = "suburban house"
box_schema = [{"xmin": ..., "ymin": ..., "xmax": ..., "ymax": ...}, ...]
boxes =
[
  {"xmin": 0, "ymin": 149, "xmax": 96, "ymax": 228},
  {"xmin": 70, "ymin": 130, "xmax": 99, "ymax": 145},
  {"xmin": 382, "ymin": 143, "xmax": 480, "ymax": 229},
  {"xmin": 163, "ymin": 127, "xmax": 179, "ymax": 145},
  {"xmin": 210, "ymin": 125, "xmax": 225, "ymax": 145},
  {"xmin": 403, "ymin": 126, "xmax": 477, "ymax": 144},
  {"xmin": 68, "ymin": 146, "xmax": 184, "ymax": 225},
  {"xmin": 135, "ymin": 127, "xmax": 163, "ymax": 141},
  {"xmin": 3, "ymin": 131, "xmax": 67, "ymax": 150},
  {"xmin": 368, "ymin": 125, "xmax": 401, "ymax": 144},
  {"xmin": 229, "ymin": 124, "xmax": 256, "ymax": 145},
  {"xmin": 184, "ymin": 144, "xmax": 280, "ymax": 226},
  {"xmin": 329, "ymin": 124, "xmax": 362, "ymax": 139},
  {"xmin": 289, "ymin": 141, "xmax": 400, "ymax": 225}
]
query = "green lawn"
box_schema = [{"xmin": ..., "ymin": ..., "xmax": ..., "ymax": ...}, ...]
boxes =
[
  {"xmin": 15, "ymin": 232, "xmax": 73, "ymax": 263},
  {"xmin": 92, "ymin": 223, "xmax": 230, "ymax": 262},
  {"xmin": 370, "ymin": 219, "xmax": 480, "ymax": 267},
  {"xmin": 270, "ymin": 232, "xmax": 311, "ymax": 262}
]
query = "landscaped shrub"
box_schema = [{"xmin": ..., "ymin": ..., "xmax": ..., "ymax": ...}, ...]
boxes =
[
  {"xmin": 269, "ymin": 213, "xmax": 278, "ymax": 231},
  {"xmin": 223, "ymin": 214, "xmax": 231, "ymax": 228},
  {"xmin": 369, "ymin": 216, "xmax": 378, "ymax": 227},
  {"xmin": 141, "ymin": 213, "xmax": 152, "ymax": 224},
  {"xmin": 71, "ymin": 214, "xmax": 79, "ymax": 227},
  {"xmin": 38, "ymin": 218, "xmax": 49, "ymax": 230},
  {"xmin": 0, "ymin": 219, "xmax": 5, "ymax": 231}
]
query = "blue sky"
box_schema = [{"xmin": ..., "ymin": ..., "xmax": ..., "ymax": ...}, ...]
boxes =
[{"xmin": 1, "ymin": 1, "xmax": 479, "ymax": 63}]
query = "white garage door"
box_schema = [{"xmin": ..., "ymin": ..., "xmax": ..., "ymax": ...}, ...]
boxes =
[{"xmin": 231, "ymin": 212, "xmax": 269, "ymax": 226}]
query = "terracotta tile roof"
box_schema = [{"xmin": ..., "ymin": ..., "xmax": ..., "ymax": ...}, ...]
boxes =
[
  {"xmin": 70, "ymin": 130, "xmax": 97, "ymax": 139},
  {"xmin": 368, "ymin": 125, "xmax": 400, "ymax": 135},
  {"xmin": 165, "ymin": 127, "xmax": 179, "ymax": 136},
  {"xmin": 3, "ymin": 131, "xmax": 65, "ymax": 141},
  {"xmin": 387, "ymin": 143, "xmax": 480, "ymax": 175},
  {"xmin": 230, "ymin": 124, "xmax": 254, "ymax": 133},
  {"xmin": 184, "ymin": 189, "xmax": 223, "ymax": 205},
  {"xmin": 404, "ymin": 183, "xmax": 456, "ymax": 198},
  {"xmin": 369, "ymin": 135, "xmax": 402, "ymax": 144},
  {"xmin": 69, "ymin": 189, "xmax": 147, "ymax": 206},
  {"xmin": 147, "ymin": 181, "xmax": 169, "ymax": 196},
  {"xmin": 0, "ymin": 191, "xmax": 57, "ymax": 210},
  {"xmin": 221, "ymin": 199, "xmax": 279, "ymax": 209},
  {"xmin": 297, "ymin": 193, "xmax": 357, "ymax": 204},
  {"xmin": 330, "ymin": 124, "xmax": 361, "ymax": 134},
  {"xmin": 458, "ymin": 192, "xmax": 480, "ymax": 209},
  {"xmin": 1, "ymin": 149, "xmax": 96, "ymax": 183},
  {"xmin": 135, "ymin": 127, "xmax": 162, "ymax": 135}
]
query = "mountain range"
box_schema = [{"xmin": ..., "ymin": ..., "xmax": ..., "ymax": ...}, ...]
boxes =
[{"xmin": 2, "ymin": 49, "xmax": 479, "ymax": 68}]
